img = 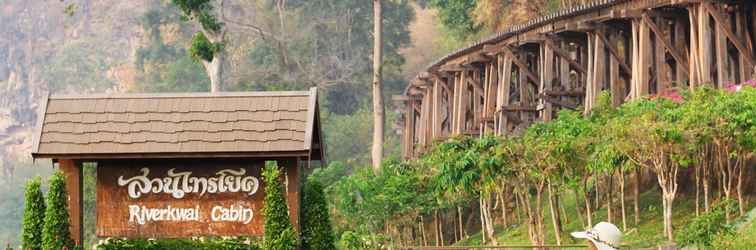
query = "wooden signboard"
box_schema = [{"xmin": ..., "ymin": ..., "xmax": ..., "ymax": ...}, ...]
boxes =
[{"xmin": 96, "ymin": 158, "xmax": 300, "ymax": 238}]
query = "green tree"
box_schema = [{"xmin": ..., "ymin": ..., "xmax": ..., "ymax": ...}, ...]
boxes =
[
  {"xmin": 425, "ymin": 0, "xmax": 479, "ymax": 39},
  {"xmin": 301, "ymin": 179, "xmax": 336, "ymax": 250},
  {"xmin": 172, "ymin": 0, "xmax": 225, "ymax": 92},
  {"xmin": 262, "ymin": 162, "xmax": 297, "ymax": 250},
  {"xmin": 41, "ymin": 171, "xmax": 74, "ymax": 250},
  {"xmin": 21, "ymin": 177, "xmax": 45, "ymax": 250}
]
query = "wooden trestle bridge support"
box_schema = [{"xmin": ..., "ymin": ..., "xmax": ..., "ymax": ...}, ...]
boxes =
[{"xmin": 398, "ymin": 0, "xmax": 756, "ymax": 159}]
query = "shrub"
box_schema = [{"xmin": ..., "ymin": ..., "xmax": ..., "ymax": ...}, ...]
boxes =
[
  {"xmin": 41, "ymin": 171, "xmax": 75, "ymax": 250},
  {"xmin": 22, "ymin": 177, "xmax": 46, "ymax": 250},
  {"xmin": 301, "ymin": 179, "xmax": 336, "ymax": 250},
  {"xmin": 96, "ymin": 238, "xmax": 261, "ymax": 250},
  {"xmin": 675, "ymin": 199, "xmax": 736, "ymax": 247},
  {"xmin": 337, "ymin": 231, "xmax": 389, "ymax": 250},
  {"xmin": 261, "ymin": 162, "xmax": 297, "ymax": 250}
]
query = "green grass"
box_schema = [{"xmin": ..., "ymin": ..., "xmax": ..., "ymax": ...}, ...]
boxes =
[{"xmin": 456, "ymin": 187, "xmax": 754, "ymax": 248}]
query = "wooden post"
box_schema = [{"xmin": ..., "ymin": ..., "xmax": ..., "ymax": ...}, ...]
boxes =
[
  {"xmin": 58, "ymin": 159, "xmax": 83, "ymax": 247},
  {"xmin": 699, "ymin": 5, "xmax": 713, "ymax": 85},
  {"xmin": 432, "ymin": 79, "xmax": 440, "ymax": 139},
  {"xmin": 541, "ymin": 43, "xmax": 555, "ymax": 121},
  {"xmin": 499, "ymin": 55, "xmax": 513, "ymax": 135},
  {"xmin": 585, "ymin": 33, "xmax": 594, "ymax": 114},
  {"xmin": 655, "ymin": 17, "xmax": 669, "ymax": 93},
  {"xmin": 715, "ymin": 13, "xmax": 729, "ymax": 88},
  {"xmin": 631, "ymin": 18, "xmax": 652, "ymax": 99},
  {"xmin": 640, "ymin": 18, "xmax": 653, "ymax": 97},
  {"xmin": 610, "ymin": 33, "xmax": 622, "ymax": 107},
  {"xmin": 675, "ymin": 18, "xmax": 688, "ymax": 86},
  {"xmin": 519, "ymin": 52, "xmax": 530, "ymax": 122},
  {"xmin": 560, "ymin": 41, "xmax": 571, "ymax": 90},
  {"xmin": 459, "ymin": 72, "xmax": 468, "ymax": 134},
  {"xmin": 689, "ymin": 6, "xmax": 702, "ymax": 87},
  {"xmin": 736, "ymin": 11, "xmax": 747, "ymax": 83}
]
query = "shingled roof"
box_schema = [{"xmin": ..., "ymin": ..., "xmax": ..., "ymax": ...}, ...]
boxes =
[{"xmin": 31, "ymin": 88, "xmax": 324, "ymax": 160}]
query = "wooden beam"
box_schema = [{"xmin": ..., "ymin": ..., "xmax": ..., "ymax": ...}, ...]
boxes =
[
  {"xmin": 544, "ymin": 90, "xmax": 585, "ymax": 96},
  {"xmin": 595, "ymin": 29, "xmax": 633, "ymax": 76},
  {"xmin": 544, "ymin": 37, "xmax": 587, "ymax": 74},
  {"xmin": 704, "ymin": 2, "xmax": 756, "ymax": 67},
  {"xmin": 439, "ymin": 64, "xmax": 475, "ymax": 72},
  {"xmin": 641, "ymin": 14, "xmax": 690, "ymax": 76},
  {"xmin": 501, "ymin": 105, "xmax": 538, "ymax": 112},
  {"xmin": 540, "ymin": 95, "xmax": 579, "ymax": 110},
  {"xmin": 59, "ymin": 160, "xmax": 83, "ymax": 247},
  {"xmin": 503, "ymin": 47, "xmax": 540, "ymax": 88},
  {"xmin": 465, "ymin": 53, "xmax": 493, "ymax": 64}
]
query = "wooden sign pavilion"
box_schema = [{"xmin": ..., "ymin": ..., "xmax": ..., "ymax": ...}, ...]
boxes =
[{"xmin": 31, "ymin": 88, "xmax": 325, "ymax": 245}]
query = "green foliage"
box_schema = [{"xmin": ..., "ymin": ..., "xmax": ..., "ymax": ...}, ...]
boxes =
[
  {"xmin": 261, "ymin": 162, "xmax": 297, "ymax": 250},
  {"xmin": 97, "ymin": 238, "xmax": 260, "ymax": 250},
  {"xmin": 676, "ymin": 200, "xmax": 736, "ymax": 247},
  {"xmin": 21, "ymin": 177, "xmax": 45, "ymax": 250},
  {"xmin": 171, "ymin": 0, "xmax": 222, "ymax": 32},
  {"xmin": 189, "ymin": 32, "xmax": 222, "ymax": 62},
  {"xmin": 301, "ymin": 179, "xmax": 336, "ymax": 250},
  {"xmin": 331, "ymin": 160, "xmax": 431, "ymax": 234},
  {"xmin": 337, "ymin": 231, "xmax": 389, "ymax": 250},
  {"xmin": 327, "ymin": 86, "xmax": 756, "ymax": 247},
  {"xmin": 41, "ymin": 171, "xmax": 74, "ymax": 250},
  {"xmin": 425, "ymin": 0, "xmax": 480, "ymax": 39}
]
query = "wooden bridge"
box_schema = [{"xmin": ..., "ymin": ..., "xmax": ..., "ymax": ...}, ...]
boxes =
[{"xmin": 398, "ymin": 0, "xmax": 755, "ymax": 159}]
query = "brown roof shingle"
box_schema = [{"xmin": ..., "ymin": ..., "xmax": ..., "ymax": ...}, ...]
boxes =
[{"xmin": 31, "ymin": 88, "xmax": 323, "ymax": 159}]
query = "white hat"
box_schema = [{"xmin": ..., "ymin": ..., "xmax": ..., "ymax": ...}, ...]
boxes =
[{"xmin": 571, "ymin": 222, "xmax": 622, "ymax": 250}]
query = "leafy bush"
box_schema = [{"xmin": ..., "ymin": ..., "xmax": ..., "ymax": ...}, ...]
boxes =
[
  {"xmin": 301, "ymin": 179, "xmax": 336, "ymax": 250},
  {"xmin": 337, "ymin": 231, "xmax": 389, "ymax": 250},
  {"xmin": 41, "ymin": 171, "xmax": 75, "ymax": 250},
  {"xmin": 261, "ymin": 162, "xmax": 297, "ymax": 250},
  {"xmin": 22, "ymin": 177, "xmax": 45, "ymax": 250},
  {"xmin": 675, "ymin": 200, "xmax": 736, "ymax": 247},
  {"xmin": 96, "ymin": 238, "xmax": 260, "ymax": 250},
  {"xmin": 189, "ymin": 32, "xmax": 221, "ymax": 62}
]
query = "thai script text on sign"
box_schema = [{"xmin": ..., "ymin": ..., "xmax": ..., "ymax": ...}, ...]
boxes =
[{"xmin": 117, "ymin": 168, "xmax": 260, "ymax": 199}]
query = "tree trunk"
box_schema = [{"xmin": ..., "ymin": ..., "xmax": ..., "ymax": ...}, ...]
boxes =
[
  {"xmin": 574, "ymin": 188, "xmax": 586, "ymax": 228},
  {"xmin": 547, "ymin": 182, "xmax": 562, "ymax": 245},
  {"xmin": 457, "ymin": 206, "xmax": 465, "ymax": 240},
  {"xmin": 435, "ymin": 210, "xmax": 444, "ymax": 246},
  {"xmin": 703, "ymin": 158, "xmax": 710, "ymax": 212},
  {"xmin": 607, "ymin": 172, "xmax": 614, "ymax": 224},
  {"xmin": 695, "ymin": 162, "xmax": 701, "ymax": 216},
  {"xmin": 535, "ymin": 184, "xmax": 546, "ymax": 246},
  {"xmin": 595, "ymin": 176, "xmax": 600, "ymax": 211},
  {"xmin": 619, "ymin": 169, "xmax": 627, "ymax": 231},
  {"xmin": 480, "ymin": 197, "xmax": 487, "ymax": 245},
  {"xmin": 737, "ymin": 154, "xmax": 745, "ymax": 216},
  {"xmin": 421, "ymin": 216, "xmax": 427, "ymax": 246},
  {"xmin": 371, "ymin": 0, "xmax": 384, "ymax": 172},
  {"xmin": 663, "ymin": 195, "xmax": 674, "ymax": 241},
  {"xmin": 499, "ymin": 186, "xmax": 508, "ymax": 228},
  {"xmin": 481, "ymin": 195, "xmax": 497, "ymax": 245},
  {"xmin": 202, "ymin": 52, "xmax": 223, "ymax": 92},
  {"xmin": 634, "ymin": 168, "xmax": 640, "ymax": 225},
  {"xmin": 583, "ymin": 177, "xmax": 593, "ymax": 227},
  {"xmin": 201, "ymin": 30, "xmax": 224, "ymax": 93}
]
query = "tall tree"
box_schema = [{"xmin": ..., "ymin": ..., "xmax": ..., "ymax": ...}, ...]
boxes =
[
  {"xmin": 172, "ymin": 0, "xmax": 225, "ymax": 92},
  {"xmin": 22, "ymin": 177, "xmax": 45, "ymax": 250},
  {"xmin": 371, "ymin": 0, "xmax": 384, "ymax": 172},
  {"xmin": 41, "ymin": 171, "xmax": 75, "ymax": 250},
  {"xmin": 301, "ymin": 179, "xmax": 336, "ymax": 250},
  {"xmin": 262, "ymin": 162, "xmax": 297, "ymax": 250}
]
